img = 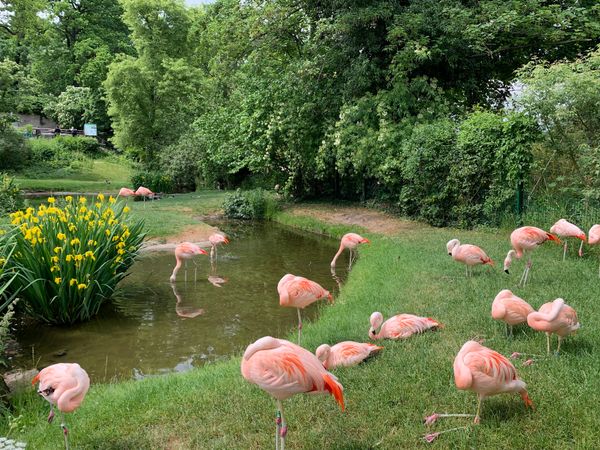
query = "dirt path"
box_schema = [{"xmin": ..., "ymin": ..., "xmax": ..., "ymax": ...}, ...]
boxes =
[{"xmin": 285, "ymin": 204, "xmax": 425, "ymax": 236}]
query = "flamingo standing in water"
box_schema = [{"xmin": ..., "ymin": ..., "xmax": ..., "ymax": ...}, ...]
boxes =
[
  {"xmin": 208, "ymin": 233, "xmax": 229, "ymax": 262},
  {"xmin": 368, "ymin": 312, "xmax": 441, "ymax": 340},
  {"xmin": 278, "ymin": 274, "xmax": 332, "ymax": 344},
  {"xmin": 170, "ymin": 242, "xmax": 209, "ymax": 283},
  {"xmin": 503, "ymin": 226, "xmax": 560, "ymax": 286},
  {"xmin": 527, "ymin": 298, "xmax": 580, "ymax": 354},
  {"xmin": 32, "ymin": 363, "xmax": 90, "ymax": 450},
  {"xmin": 550, "ymin": 219, "xmax": 586, "ymax": 260},
  {"xmin": 453, "ymin": 340, "xmax": 533, "ymax": 424},
  {"xmin": 588, "ymin": 224, "xmax": 600, "ymax": 276},
  {"xmin": 316, "ymin": 341, "xmax": 383, "ymax": 369},
  {"xmin": 330, "ymin": 233, "xmax": 370, "ymax": 270},
  {"xmin": 241, "ymin": 336, "xmax": 344, "ymax": 450},
  {"xmin": 491, "ymin": 289, "xmax": 534, "ymax": 336},
  {"xmin": 446, "ymin": 239, "xmax": 494, "ymax": 277}
]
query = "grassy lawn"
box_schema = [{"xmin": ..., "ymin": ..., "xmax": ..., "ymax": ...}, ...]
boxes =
[
  {"xmin": 127, "ymin": 190, "xmax": 229, "ymax": 240},
  {"xmin": 14, "ymin": 158, "xmax": 133, "ymax": 193},
  {"xmin": 2, "ymin": 207, "xmax": 600, "ymax": 448}
]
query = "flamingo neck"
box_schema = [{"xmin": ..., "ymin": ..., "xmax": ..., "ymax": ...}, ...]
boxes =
[{"xmin": 330, "ymin": 244, "xmax": 345, "ymax": 268}]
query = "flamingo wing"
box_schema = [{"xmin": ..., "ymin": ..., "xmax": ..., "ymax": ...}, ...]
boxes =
[
  {"xmin": 464, "ymin": 347, "xmax": 517, "ymax": 386},
  {"xmin": 282, "ymin": 278, "xmax": 329, "ymax": 308}
]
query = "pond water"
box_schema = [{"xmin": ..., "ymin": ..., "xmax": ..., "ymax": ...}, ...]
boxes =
[{"xmin": 11, "ymin": 221, "xmax": 347, "ymax": 382}]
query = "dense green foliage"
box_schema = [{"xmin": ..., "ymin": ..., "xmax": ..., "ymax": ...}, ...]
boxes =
[
  {"xmin": 2, "ymin": 195, "xmax": 145, "ymax": 324},
  {"xmin": 2, "ymin": 0, "xmax": 600, "ymax": 225},
  {"xmin": 222, "ymin": 188, "xmax": 279, "ymax": 220},
  {"xmin": 130, "ymin": 171, "xmax": 174, "ymax": 194}
]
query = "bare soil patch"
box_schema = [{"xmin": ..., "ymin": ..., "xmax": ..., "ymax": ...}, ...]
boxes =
[{"xmin": 287, "ymin": 204, "xmax": 426, "ymax": 237}]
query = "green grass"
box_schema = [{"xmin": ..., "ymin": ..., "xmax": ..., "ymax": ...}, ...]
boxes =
[
  {"xmin": 14, "ymin": 158, "xmax": 133, "ymax": 192},
  {"xmin": 126, "ymin": 191, "xmax": 228, "ymax": 240},
  {"xmin": 3, "ymin": 207, "xmax": 600, "ymax": 448}
]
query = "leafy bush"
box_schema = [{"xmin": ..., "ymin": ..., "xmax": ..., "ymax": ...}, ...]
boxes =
[
  {"xmin": 131, "ymin": 171, "xmax": 175, "ymax": 194},
  {"xmin": 28, "ymin": 136, "xmax": 101, "ymax": 166},
  {"xmin": 5, "ymin": 195, "xmax": 145, "ymax": 324},
  {"xmin": 0, "ymin": 173, "xmax": 23, "ymax": 214},
  {"xmin": 0, "ymin": 233, "xmax": 18, "ymax": 368},
  {"xmin": 158, "ymin": 143, "xmax": 199, "ymax": 192},
  {"xmin": 397, "ymin": 120, "xmax": 456, "ymax": 226},
  {"xmin": 222, "ymin": 189, "xmax": 279, "ymax": 220},
  {"xmin": 0, "ymin": 120, "xmax": 31, "ymax": 171}
]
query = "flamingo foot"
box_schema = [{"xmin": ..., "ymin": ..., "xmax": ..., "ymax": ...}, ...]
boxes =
[
  {"xmin": 473, "ymin": 415, "xmax": 480, "ymax": 425},
  {"xmin": 280, "ymin": 425, "xmax": 288, "ymax": 438}
]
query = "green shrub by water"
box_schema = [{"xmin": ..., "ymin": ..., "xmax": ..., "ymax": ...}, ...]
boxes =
[
  {"xmin": 2, "ymin": 195, "xmax": 145, "ymax": 324},
  {"xmin": 222, "ymin": 189, "xmax": 279, "ymax": 220},
  {"xmin": 0, "ymin": 174, "xmax": 23, "ymax": 214}
]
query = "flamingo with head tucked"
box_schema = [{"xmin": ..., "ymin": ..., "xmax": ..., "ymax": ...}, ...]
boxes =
[
  {"xmin": 118, "ymin": 187, "xmax": 136, "ymax": 198},
  {"xmin": 527, "ymin": 298, "xmax": 580, "ymax": 354},
  {"xmin": 241, "ymin": 336, "xmax": 344, "ymax": 450},
  {"xmin": 446, "ymin": 239, "xmax": 494, "ymax": 277},
  {"xmin": 368, "ymin": 312, "xmax": 441, "ymax": 340},
  {"xmin": 315, "ymin": 341, "xmax": 383, "ymax": 369},
  {"xmin": 278, "ymin": 274, "xmax": 332, "ymax": 344},
  {"xmin": 453, "ymin": 340, "xmax": 533, "ymax": 424},
  {"xmin": 32, "ymin": 363, "xmax": 90, "ymax": 450},
  {"xmin": 135, "ymin": 186, "xmax": 154, "ymax": 207},
  {"xmin": 550, "ymin": 219, "xmax": 586, "ymax": 260},
  {"xmin": 170, "ymin": 242, "xmax": 209, "ymax": 283},
  {"xmin": 330, "ymin": 233, "xmax": 370, "ymax": 270},
  {"xmin": 503, "ymin": 226, "xmax": 560, "ymax": 286},
  {"xmin": 491, "ymin": 289, "xmax": 534, "ymax": 336}
]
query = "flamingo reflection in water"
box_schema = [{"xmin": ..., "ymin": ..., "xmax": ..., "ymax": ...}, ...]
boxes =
[{"xmin": 170, "ymin": 283, "xmax": 205, "ymax": 319}]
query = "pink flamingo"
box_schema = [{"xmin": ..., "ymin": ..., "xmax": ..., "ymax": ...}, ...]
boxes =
[
  {"xmin": 550, "ymin": 219, "xmax": 586, "ymax": 260},
  {"xmin": 503, "ymin": 226, "xmax": 561, "ymax": 286},
  {"xmin": 32, "ymin": 363, "xmax": 90, "ymax": 449},
  {"xmin": 491, "ymin": 289, "xmax": 534, "ymax": 336},
  {"xmin": 316, "ymin": 341, "xmax": 383, "ymax": 369},
  {"xmin": 118, "ymin": 187, "xmax": 136, "ymax": 198},
  {"xmin": 368, "ymin": 312, "xmax": 441, "ymax": 340},
  {"xmin": 208, "ymin": 233, "xmax": 229, "ymax": 262},
  {"xmin": 330, "ymin": 233, "xmax": 370, "ymax": 270},
  {"xmin": 241, "ymin": 336, "xmax": 344, "ymax": 450},
  {"xmin": 588, "ymin": 224, "xmax": 600, "ymax": 276},
  {"xmin": 278, "ymin": 274, "xmax": 332, "ymax": 343},
  {"xmin": 453, "ymin": 340, "xmax": 533, "ymax": 424},
  {"xmin": 135, "ymin": 186, "xmax": 154, "ymax": 206},
  {"xmin": 169, "ymin": 242, "xmax": 209, "ymax": 283},
  {"xmin": 446, "ymin": 239, "xmax": 494, "ymax": 277},
  {"xmin": 527, "ymin": 298, "xmax": 580, "ymax": 354}
]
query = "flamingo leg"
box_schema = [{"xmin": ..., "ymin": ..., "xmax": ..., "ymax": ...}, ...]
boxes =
[
  {"xmin": 562, "ymin": 242, "xmax": 567, "ymax": 261},
  {"xmin": 210, "ymin": 246, "xmax": 215, "ymax": 263},
  {"xmin": 521, "ymin": 258, "xmax": 532, "ymax": 286},
  {"xmin": 348, "ymin": 250, "xmax": 353, "ymax": 271},
  {"xmin": 556, "ymin": 336, "xmax": 562, "ymax": 355},
  {"xmin": 509, "ymin": 324, "xmax": 514, "ymax": 338},
  {"xmin": 60, "ymin": 412, "xmax": 69, "ymax": 450},
  {"xmin": 578, "ymin": 240, "xmax": 584, "ymax": 257},
  {"xmin": 465, "ymin": 266, "xmax": 469, "ymax": 277},
  {"xmin": 297, "ymin": 309, "xmax": 303, "ymax": 345},
  {"xmin": 474, "ymin": 396, "xmax": 483, "ymax": 424},
  {"xmin": 275, "ymin": 408, "xmax": 281, "ymax": 450},
  {"xmin": 192, "ymin": 259, "xmax": 198, "ymax": 283},
  {"xmin": 277, "ymin": 400, "xmax": 287, "ymax": 450},
  {"xmin": 184, "ymin": 261, "xmax": 188, "ymax": 284},
  {"xmin": 546, "ymin": 333, "xmax": 551, "ymax": 355}
]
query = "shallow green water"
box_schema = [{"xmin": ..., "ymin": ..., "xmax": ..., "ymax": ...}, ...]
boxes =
[{"xmin": 12, "ymin": 221, "xmax": 346, "ymax": 382}]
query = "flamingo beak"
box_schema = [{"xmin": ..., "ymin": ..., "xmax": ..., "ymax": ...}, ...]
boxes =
[
  {"xmin": 200, "ymin": 249, "xmax": 209, "ymax": 255},
  {"xmin": 504, "ymin": 269, "xmax": 509, "ymax": 274}
]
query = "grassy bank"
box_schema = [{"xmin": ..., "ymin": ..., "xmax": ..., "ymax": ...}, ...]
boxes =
[
  {"xmin": 15, "ymin": 158, "xmax": 133, "ymax": 193},
  {"xmin": 2, "ymin": 208, "xmax": 600, "ymax": 448},
  {"xmin": 125, "ymin": 191, "xmax": 228, "ymax": 240}
]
